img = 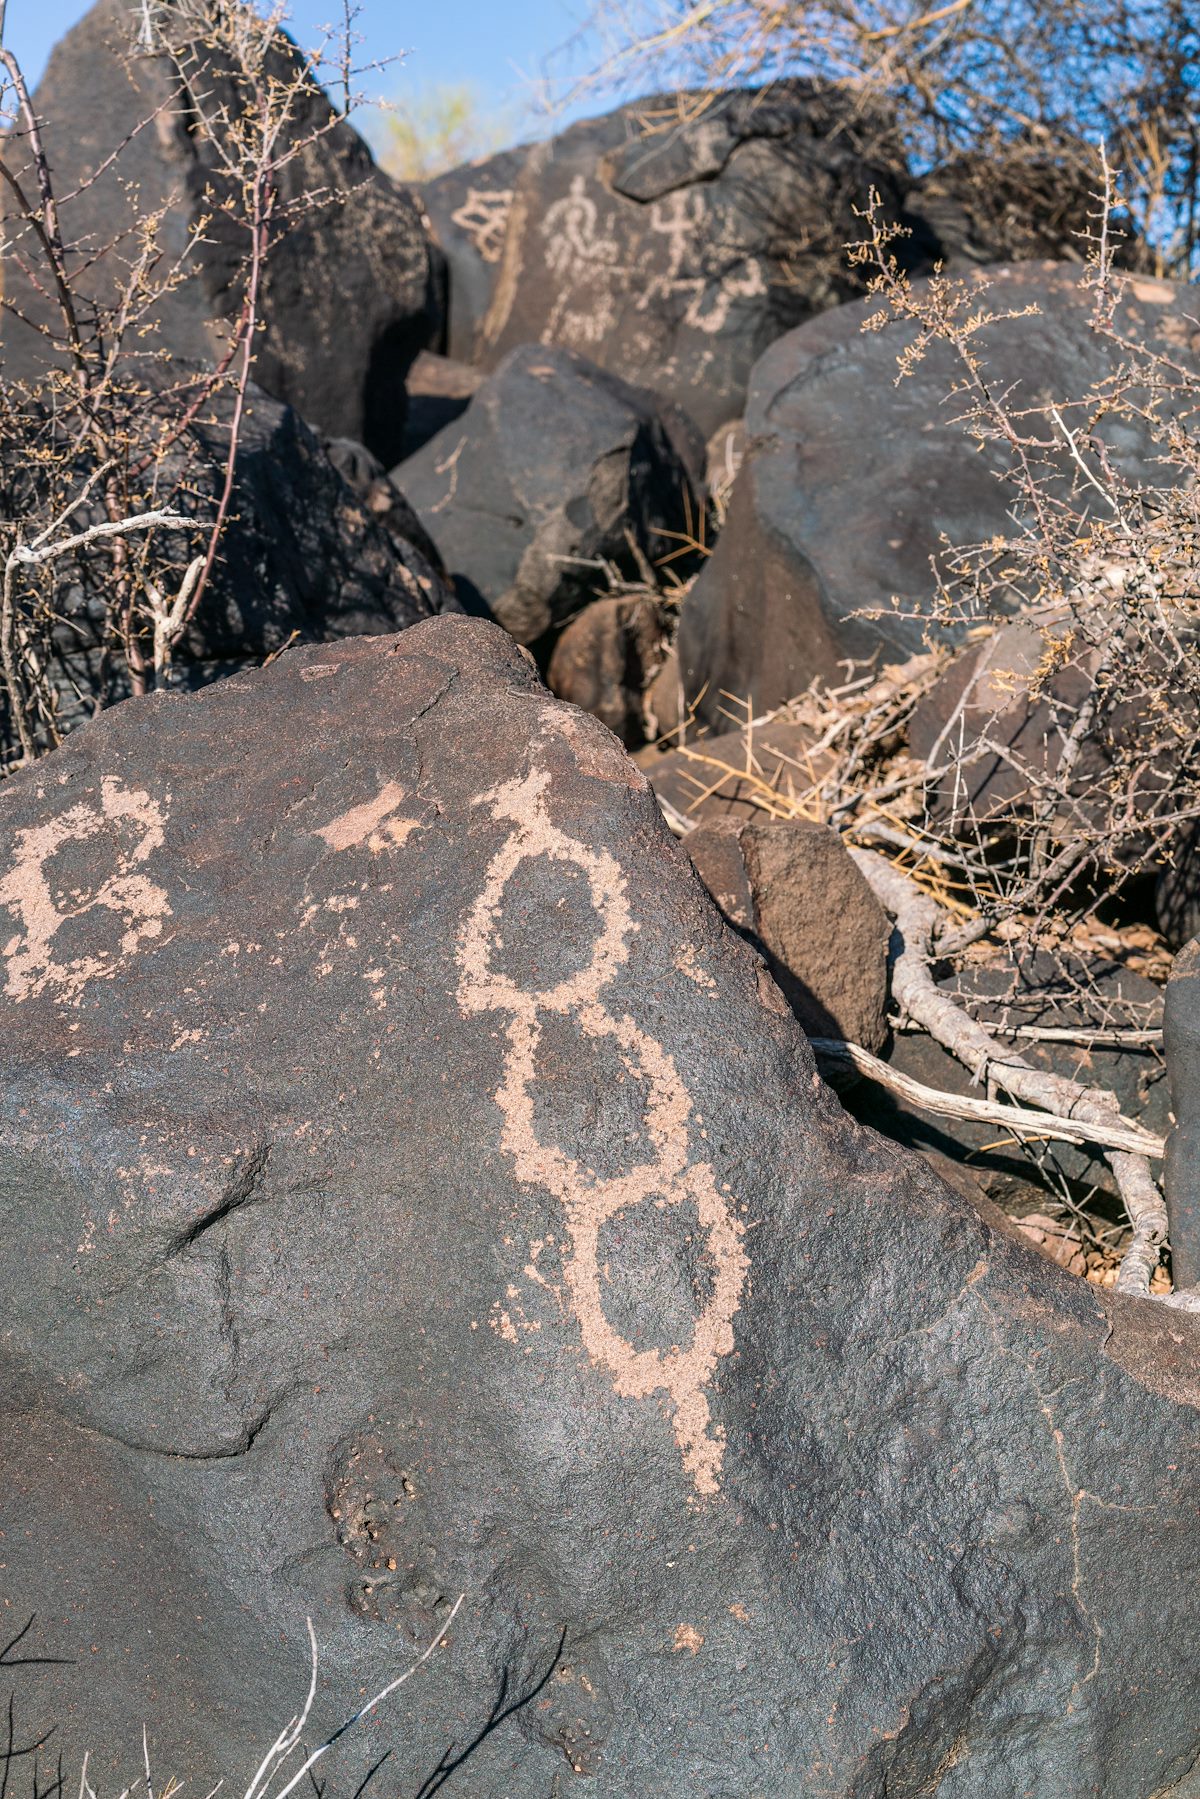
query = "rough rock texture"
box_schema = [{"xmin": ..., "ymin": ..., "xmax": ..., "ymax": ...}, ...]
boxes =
[
  {"xmin": 645, "ymin": 642, "xmax": 684, "ymax": 740},
  {"xmin": 847, "ymin": 955, "xmax": 1170, "ymax": 1214},
  {"xmin": 1156, "ymin": 824, "xmax": 1200, "ymax": 951},
  {"xmin": 1165, "ymin": 938, "xmax": 1200, "ymax": 1286},
  {"xmin": 1, "ymin": 0, "xmax": 441, "ymax": 465},
  {"xmin": 685, "ymin": 817, "xmax": 891, "ymax": 1050},
  {"xmin": 907, "ymin": 619, "xmax": 1186, "ymax": 827},
  {"xmin": 547, "ymin": 594, "xmax": 669, "ymax": 746},
  {"xmin": 706, "ymin": 417, "xmax": 746, "ymax": 504},
  {"xmin": 419, "ymin": 145, "xmax": 534, "ymax": 360},
  {"xmin": 472, "ymin": 84, "xmax": 913, "ymax": 439},
  {"xmin": 903, "ymin": 154, "xmax": 1152, "ymax": 272},
  {"xmin": 6, "ymin": 388, "xmax": 459, "ymax": 756},
  {"xmin": 908, "ymin": 621, "xmax": 1109, "ymax": 821},
  {"xmin": 322, "ymin": 432, "xmax": 449, "ymax": 577},
  {"xmin": 679, "ymin": 263, "xmax": 1200, "ymax": 727},
  {"xmin": 394, "ymin": 344, "xmax": 703, "ymax": 646},
  {"xmin": 638, "ymin": 718, "xmax": 831, "ymax": 826},
  {"xmin": 2, "ymin": 618, "xmax": 1200, "ymax": 1795}
]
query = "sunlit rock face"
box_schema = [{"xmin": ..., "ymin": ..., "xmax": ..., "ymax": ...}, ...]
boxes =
[{"xmin": 1, "ymin": 617, "xmax": 1198, "ymax": 1796}]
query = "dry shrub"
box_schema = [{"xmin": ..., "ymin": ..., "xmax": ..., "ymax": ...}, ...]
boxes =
[
  {"xmin": 0, "ymin": 0, "xmax": 373, "ymax": 768},
  {"xmin": 570, "ymin": 0, "xmax": 1199, "ymax": 278}
]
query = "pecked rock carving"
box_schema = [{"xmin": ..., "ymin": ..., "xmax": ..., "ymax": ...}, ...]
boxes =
[
  {"xmin": 0, "ymin": 774, "xmax": 170, "ymax": 1004},
  {"xmin": 1, "ymin": 623, "xmax": 1200, "ymax": 1795},
  {"xmin": 315, "ymin": 780, "xmax": 423, "ymax": 854},
  {"xmin": 449, "ymin": 186, "xmax": 515, "ymax": 264},
  {"xmin": 457, "ymin": 754, "xmax": 748, "ymax": 1496}
]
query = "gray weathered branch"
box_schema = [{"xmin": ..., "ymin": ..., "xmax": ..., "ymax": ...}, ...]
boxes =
[
  {"xmin": 849, "ymin": 846, "xmax": 1170, "ymax": 1297},
  {"xmin": 810, "ymin": 1037, "xmax": 1165, "ymax": 1159}
]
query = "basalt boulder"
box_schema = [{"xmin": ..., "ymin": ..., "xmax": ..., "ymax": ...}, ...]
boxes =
[
  {"xmin": 678, "ymin": 263, "xmax": 1200, "ymax": 727},
  {"xmin": 393, "ymin": 343, "xmax": 704, "ymax": 647},
  {"xmin": 1165, "ymin": 939, "xmax": 1200, "ymax": 1286},
  {"xmin": 637, "ymin": 716, "xmax": 833, "ymax": 826},
  {"xmin": 546, "ymin": 593, "xmax": 669, "ymax": 747},
  {"xmin": 2, "ymin": 386, "xmax": 459, "ymax": 759},
  {"xmin": 1, "ymin": 0, "xmax": 442, "ymax": 466},
  {"xmin": 846, "ymin": 952, "xmax": 1170, "ymax": 1217},
  {"xmin": 322, "ymin": 431, "xmax": 449, "ymax": 576},
  {"xmin": 419, "ymin": 145, "xmax": 534, "ymax": 362},
  {"xmin": 903, "ymin": 152, "xmax": 1153, "ymax": 272},
  {"xmin": 1157, "ymin": 827, "xmax": 1200, "ymax": 950},
  {"xmin": 472, "ymin": 83, "xmax": 914, "ymax": 438},
  {"xmin": 2, "ymin": 618, "xmax": 1200, "ymax": 1795},
  {"xmin": 685, "ymin": 816, "xmax": 891, "ymax": 1050},
  {"xmin": 395, "ymin": 349, "xmax": 485, "ymax": 462}
]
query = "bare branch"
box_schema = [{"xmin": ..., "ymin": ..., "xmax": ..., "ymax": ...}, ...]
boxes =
[{"xmin": 850, "ymin": 845, "xmax": 1170, "ymax": 1295}]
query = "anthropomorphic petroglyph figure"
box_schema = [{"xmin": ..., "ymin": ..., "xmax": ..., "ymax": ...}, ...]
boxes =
[{"xmin": 0, "ymin": 776, "xmax": 171, "ymax": 1004}]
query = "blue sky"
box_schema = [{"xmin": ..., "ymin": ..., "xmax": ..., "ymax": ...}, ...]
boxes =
[{"xmin": 3, "ymin": 0, "xmax": 596, "ymax": 134}]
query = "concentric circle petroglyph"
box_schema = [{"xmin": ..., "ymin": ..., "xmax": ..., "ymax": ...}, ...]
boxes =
[
  {"xmin": 457, "ymin": 759, "xmax": 748, "ymax": 1496},
  {"xmin": 0, "ymin": 776, "xmax": 170, "ymax": 1004}
]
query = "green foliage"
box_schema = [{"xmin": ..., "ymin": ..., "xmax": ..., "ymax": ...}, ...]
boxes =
[{"xmin": 377, "ymin": 81, "xmax": 510, "ymax": 183}]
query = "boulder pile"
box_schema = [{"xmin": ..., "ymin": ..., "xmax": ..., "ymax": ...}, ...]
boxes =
[{"xmin": 3, "ymin": 3, "xmax": 1200, "ymax": 1790}]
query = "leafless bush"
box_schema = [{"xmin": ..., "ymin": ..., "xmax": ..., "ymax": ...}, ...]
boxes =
[
  {"xmin": 568, "ymin": 0, "xmax": 1200, "ymax": 278},
  {"xmin": 0, "ymin": 0, "xmax": 376, "ymax": 770},
  {"xmin": 843, "ymin": 169, "xmax": 1200, "ymax": 955},
  {"xmin": 649, "ymin": 158, "xmax": 1200, "ymax": 1294},
  {"xmin": 0, "ymin": 1601, "xmax": 462, "ymax": 1799}
]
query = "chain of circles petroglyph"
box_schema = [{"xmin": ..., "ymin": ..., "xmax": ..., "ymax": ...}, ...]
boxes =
[
  {"xmin": 457, "ymin": 763, "xmax": 748, "ymax": 1497},
  {"xmin": 0, "ymin": 757, "xmax": 748, "ymax": 1496}
]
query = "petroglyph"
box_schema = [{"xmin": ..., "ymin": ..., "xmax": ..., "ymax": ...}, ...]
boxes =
[
  {"xmin": 0, "ymin": 776, "xmax": 170, "ymax": 1004},
  {"xmin": 457, "ymin": 756, "xmax": 748, "ymax": 1496},
  {"xmin": 449, "ymin": 186, "xmax": 514, "ymax": 264},
  {"xmin": 642, "ymin": 192, "xmax": 766, "ymax": 335},
  {"xmin": 316, "ymin": 782, "xmax": 422, "ymax": 853},
  {"xmin": 538, "ymin": 173, "xmax": 767, "ymax": 354},
  {"xmin": 540, "ymin": 175, "xmax": 626, "ymax": 348}
]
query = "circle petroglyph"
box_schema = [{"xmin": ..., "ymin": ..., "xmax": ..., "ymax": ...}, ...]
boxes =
[
  {"xmin": 457, "ymin": 760, "xmax": 748, "ymax": 1497},
  {"xmin": 0, "ymin": 775, "xmax": 170, "ymax": 1004}
]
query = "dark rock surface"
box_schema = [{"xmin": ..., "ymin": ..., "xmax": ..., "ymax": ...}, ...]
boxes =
[
  {"xmin": 903, "ymin": 154, "xmax": 1150, "ymax": 272},
  {"xmin": 396, "ymin": 349, "xmax": 485, "ymax": 462},
  {"xmin": 394, "ymin": 344, "xmax": 703, "ymax": 646},
  {"xmin": 420, "ymin": 146, "xmax": 534, "ymax": 360},
  {"xmin": 547, "ymin": 593, "xmax": 669, "ymax": 746},
  {"xmin": 322, "ymin": 431, "xmax": 449, "ymax": 577},
  {"xmin": 1156, "ymin": 824, "xmax": 1200, "ymax": 951},
  {"xmin": 473, "ymin": 84, "xmax": 913, "ymax": 439},
  {"xmin": 1, "ymin": 0, "xmax": 441, "ymax": 465},
  {"xmin": 907, "ymin": 621, "xmax": 1198, "ymax": 923},
  {"xmin": 2, "ymin": 618, "xmax": 1200, "ymax": 1794},
  {"xmin": 679, "ymin": 263, "xmax": 1200, "ymax": 727},
  {"xmin": 685, "ymin": 816, "xmax": 891, "ymax": 1050},
  {"xmin": 908, "ymin": 620, "xmax": 1105, "ymax": 822},
  {"xmin": 8, "ymin": 387, "xmax": 459, "ymax": 756},
  {"xmin": 1165, "ymin": 939, "xmax": 1200, "ymax": 1286},
  {"xmin": 847, "ymin": 954, "xmax": 1170, "ymax": 1214}
]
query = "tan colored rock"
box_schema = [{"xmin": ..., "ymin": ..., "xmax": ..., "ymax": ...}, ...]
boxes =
[
  {"xmin": 644, "ymin": 645, "xmax": 683, "ymax": 743},
  {"xmin": 686, "ymin": 816, "xmax": 891, "ymax": 1050}
]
